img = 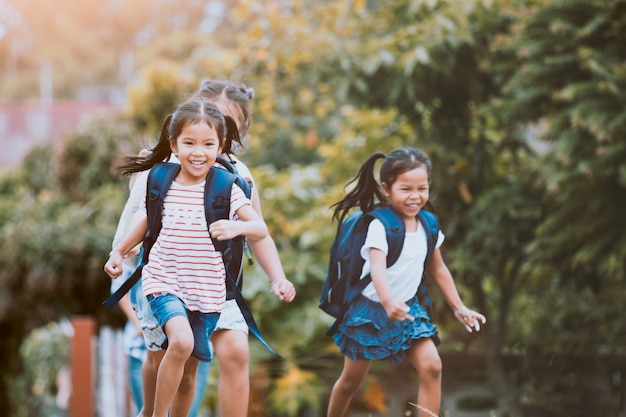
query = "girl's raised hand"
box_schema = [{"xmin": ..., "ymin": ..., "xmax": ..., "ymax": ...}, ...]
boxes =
[
  {"xmin": 270, "ymin": 279, "xmax": 296, "ymax": 302},
  {"xmin": 454, "ymin": 306, "xmax": 486, "ymax": 332}
]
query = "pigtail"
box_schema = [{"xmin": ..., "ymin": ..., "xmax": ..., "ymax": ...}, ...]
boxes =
[
  {"xmin": 242, "ymin": 85, "xmax": 255, "ymax": 100},
  {"xmin": 116, "ymin": 114, "xmax": 174, "ymax": 176},
  {"xmin": 221, "ymin": 115, "xmax": 242, "ymax": 156},
  {"xmin": 331, "ymin": 152, "xmax": 387, "ymax": 223}
]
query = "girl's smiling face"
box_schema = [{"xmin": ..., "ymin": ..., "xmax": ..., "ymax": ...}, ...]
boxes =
[
  {"xmin": 383, "ymin": 165, "xmax": 430, "ymax": 223},
  {"xmin": 171, "ymin": 121, "xmax": 221, "ymax": 185}
]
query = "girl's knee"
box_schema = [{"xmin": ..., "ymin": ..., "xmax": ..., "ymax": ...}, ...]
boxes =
[
  {"xmin": 167, "ymin": 337, "xmax": 194, "ymax": 358},
  {"xmin": 418, "ymin": 355, "xmax": 442, "ymax": 381},
  {"xmin": 409, "ymin": 340, "xmax": 443, "ymax": 380},
  {"xmin": 221, "ymin": 341, "xmax": 248, "ymax": 363},
  {"xmin": 336, "ymin": 374, "xmax": 366, "ymax": 395},
  {"xmin": 214, "ymin": 332, "xmax": 249, "ymax": 364}
]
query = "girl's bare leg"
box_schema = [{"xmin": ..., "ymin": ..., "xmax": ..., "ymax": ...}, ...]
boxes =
[
  {"xmin": 152, "ymin": 316, "xmax": 195, "ymax": 417},
  {"xmin": 170, "ymin": 356, "xmax": 200, "ymax": 417},
  {"xmin": 326, "ymin": 357, "xmax": 371, "ymax": 417},
  {"xmin": 405, "ymin": 338, "xmax": 442, "ymax": 417},
  {"xmin": 139, "ymin": 350, "xmax": 164, "ymax": 417},
  {"xmin": 212, "ymin": 329, "xmax": 249, "ymax": 417}
]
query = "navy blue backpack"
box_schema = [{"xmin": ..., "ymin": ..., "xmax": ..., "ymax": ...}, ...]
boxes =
[
  {"xmin": 319, "ymin": 205, "xmax": 439, "ymax": 335},
  {"xmin": 104, "ymin": 156, "xmax": 279, "ymax": 357}
]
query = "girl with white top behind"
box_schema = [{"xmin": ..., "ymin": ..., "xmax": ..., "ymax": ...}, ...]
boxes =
[{"xmin": 104, "ymin": 96, "xmax": 267, "ymax": 417}]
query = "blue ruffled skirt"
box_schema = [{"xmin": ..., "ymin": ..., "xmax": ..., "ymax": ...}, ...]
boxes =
[{"xmin": 333, "ymin": 295, "xmax": 440, "ymax": 365}]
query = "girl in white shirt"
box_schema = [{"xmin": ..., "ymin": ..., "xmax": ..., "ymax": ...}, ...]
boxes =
[
  {"xmin": 326, "ymin": 148, "xmax": 486, "ymax": 417},
  {"xmin": 111, "ymin": 80, "xmax": 296, "ymax": 417}
]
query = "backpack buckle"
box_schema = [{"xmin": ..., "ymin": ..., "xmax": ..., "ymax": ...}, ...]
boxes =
[
  {"xmin": 213, "ymin": 196, "xmax": 227, "ymax": 210},
  {"xmin": 222, "ymin": 247, "xmax": 232, "ymax": 264}
]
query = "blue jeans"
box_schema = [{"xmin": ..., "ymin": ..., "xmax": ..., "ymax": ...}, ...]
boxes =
[
  {"xmin": 128, "ymin": 355, "xmax": 144, "ymax": 412},
  {"xmin": 147, "ymin": 293, "xmax": 220, "ymax": 362},
  {"xmin": 188, "ymin": 359, "xmax": 210, "ymax": 417}
]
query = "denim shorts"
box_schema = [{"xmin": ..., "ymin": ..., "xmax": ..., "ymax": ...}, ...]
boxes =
[
  {"xmin": 134, "ymin": 287, "xmax": 166, "ymax": 352},
  {"xmin": 147, "ymin": 293, "xmax": 220, "ymax": 362}
]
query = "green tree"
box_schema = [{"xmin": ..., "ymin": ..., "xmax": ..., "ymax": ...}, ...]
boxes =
[
  {"xmin": 126, "ymin": 65, "xmax": 191, "ymax": 138},
  {"xmin": 0, "ymin": 120, "xmax": 135, "ymax": 415},
  {"xmin": 4, "ymin": 0, "xmax": 624, "ymax": 414},
  {"xmin": 226, "ymin": 0, "xmax": 626, "ymax": 415},
  {"xmin": 489, "ymin": 1, "xmax": 626, "ymax": 413},
  {"xmin": 503, "ymin": 0, "xmax": 626, "ymax": 306}
]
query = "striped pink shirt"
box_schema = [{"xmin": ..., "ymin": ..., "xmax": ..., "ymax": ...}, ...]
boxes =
[{"xmin": 141, "ymin": 179, "xmax": 249, "ymax": 313}]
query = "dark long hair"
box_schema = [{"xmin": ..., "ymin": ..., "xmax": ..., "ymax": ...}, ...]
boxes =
[
  {"xmin": 331, "ymin": 148, "xmax": 432, "ymax": 222},
  {"xmin": 116, "ymin": 96, "xmax": 240, "ymax": 176}
]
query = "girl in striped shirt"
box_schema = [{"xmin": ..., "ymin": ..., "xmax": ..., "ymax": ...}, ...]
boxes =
[{"xmin": 104, "ymin": 96, "xmax": 267, "ymax": 417}]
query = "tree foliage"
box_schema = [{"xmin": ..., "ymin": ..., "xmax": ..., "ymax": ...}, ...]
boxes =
[
  {"xmin": 495, "ymin": 0, "xmax": 626, "ymax": 352},
  {"xmin": 0, "ymin": 120, "xmax": 135, "ymax": 414},
  {"xmin": 2, "ymin": 0, "xmax": 625, "ymax": 415}
]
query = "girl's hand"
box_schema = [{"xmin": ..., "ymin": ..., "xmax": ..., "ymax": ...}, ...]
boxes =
[
  {"xmin": 209, "ymin": 220, "xmax": 242, "ymax": 240},
  {"xmin": 454, "ymin": 306, "xmax": 486, "ymax": 332},
  {"xmin": 104, "ymin": 252, "xmax": 124, "ymax": 279},
  {"xmin": 382, "ymin": 299, "xmax": 415, "ymax": 322},
  {"xmin": 270, "ymin": 279, "xmax": 296, "ymax": 302}
]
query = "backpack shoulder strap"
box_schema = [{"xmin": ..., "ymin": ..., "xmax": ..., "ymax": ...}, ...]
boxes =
[
  {"xmin": 146, "ymin": 163, "xmax": 180, "ymax": 245},
  {"xmin": 103, "ymin": 162, "xmax": 180, "ymax": 309},
  {"xmin": 203, "ymin": 165, "xmax": 236, "ymax": 267},
  {"xmin": 418, "ymin": 209, "xmax": 439, "ymax": 269},
  {"xmin": 215, "ymin": 156, "xmax": 254, "ymax": 267},
  {"xmin": 204, "ymin": 166, "xmax": 235, "ymax": 225},
  {"xmin": 204, "ymin": 166, "xmax": 280, "ymax": 358},
  {"xmin": 368, "ymin": 206, "xmax": 405, "ymax": 267},
  {"xmin": 216, "ymin": 155, "xmax": 251, "ymax": 199},
  {"xmin": 416, "ymin": 209, "xmax": 440, "ymax": 316}
]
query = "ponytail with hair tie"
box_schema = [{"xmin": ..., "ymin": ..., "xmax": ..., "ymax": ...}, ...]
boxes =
[{"xmin": 221, "ymin": 114, "xmax": 242, "ymax": 156}]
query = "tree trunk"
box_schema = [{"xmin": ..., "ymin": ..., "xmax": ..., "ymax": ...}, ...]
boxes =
[{"xmin": 0, "ymin": 320, "xmax": 27, "ymax": 416}]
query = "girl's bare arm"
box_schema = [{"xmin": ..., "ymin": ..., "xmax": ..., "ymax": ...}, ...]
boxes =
[
  {"xmin": 105, "ymin": 213, "xmax": 148, "ymax": 279},
  {"xmin": 209, "ymin": 203, "xmax": 267, "ymax": 241},
  {"xmin": 428, "ymin": 249, "xmax": 486, "ymax": 331},
  {"xmin": 370, "ymin": 248, "xmax": 413, "ymax": 322},
  {"xmin": 247, "ymin": 186, "xmax": 295, "ymax": 301}
]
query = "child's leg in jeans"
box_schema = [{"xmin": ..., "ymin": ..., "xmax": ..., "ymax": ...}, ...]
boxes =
[
  {"xmin": 188, "ymin": 360, "xmax": 210, "ymax": 417},
  {"xmin": 170, "ymin": 356, "xmax": 200, "ymax": 417},
  {"xmin": 326, "ymin": 356, "xmax": 371, "ymax": 417},
  {"xmin": 153, "ymin": 315, "xmax": 195, "ymax": 417},
  {"xmin": 405, "ymin": 338, "xmax": 442, "ymax": 417},
  {"xmin": 212, "ymin": 329, "xmax": 250, "ymax": 417}
]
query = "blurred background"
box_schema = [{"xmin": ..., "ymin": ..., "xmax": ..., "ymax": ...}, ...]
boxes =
[{"xmin": 0, "ymin": 0, "xmax": 625, "ymax": 416}]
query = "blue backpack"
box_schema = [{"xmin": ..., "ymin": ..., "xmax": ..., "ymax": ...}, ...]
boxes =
[
  {"xmin": 104, "ymin": 156, "xmax": 279, "ymax": 357},
  {"xmin": 319, "ymin": 205, "xmax": 439, "ymax": 335}
]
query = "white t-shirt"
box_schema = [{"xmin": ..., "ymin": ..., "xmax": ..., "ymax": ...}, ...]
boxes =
[{"xmin": 359, "ymin": 218, "xmax": 444, "ymax": 303}]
